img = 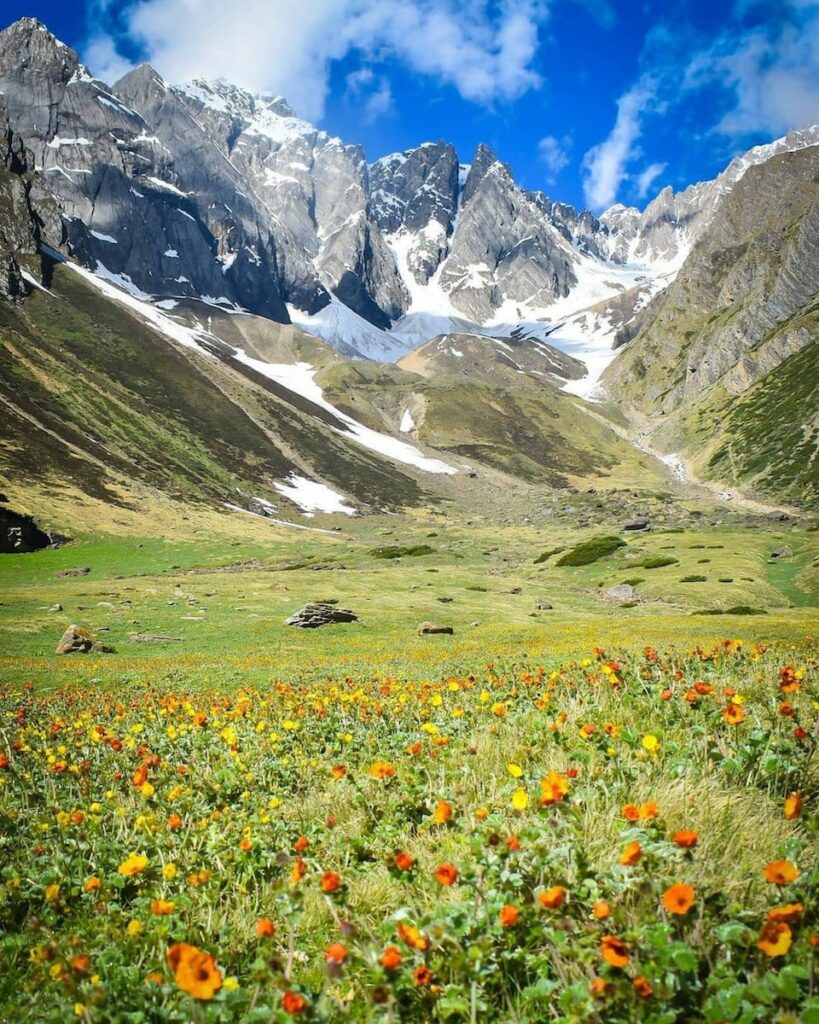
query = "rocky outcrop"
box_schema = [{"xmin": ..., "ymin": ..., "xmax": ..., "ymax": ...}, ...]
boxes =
[
  {"xmin": 417, "ymin": 621, "xmax": 454, "ymax": 635},
  {"xmin": 0, "ymin": 506, "xmax": 51, "ymax": 551},
  {"xmin": 56, "ymin": 624, "xmax": 113, "ymax": 654},
  {"xmin": 285, "ymin": 603, "xmax": 359, "ymax": 628}
]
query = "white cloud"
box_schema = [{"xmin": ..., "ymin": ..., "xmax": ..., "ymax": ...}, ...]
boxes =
[
  {"xmin": 581, "ymin": 79, "xmax": 656, "ymax": 210},
  {"xmin": 635, "ymin": 160, "xmax": 666, "ymax": 198},
  {"xmin": 346, "ymin": 67, "xmax": 394, "ymax": 122},
  {"xmin": 685, "ymin": 11, "xmax": 819, "ymax": 138},
  {"xmin": 537, "ymin": 134, "xmax": 571, "ymax": 181},
  {"xmin": 85, "ymin": 0, "xmax": 551, "ymax": 122}
]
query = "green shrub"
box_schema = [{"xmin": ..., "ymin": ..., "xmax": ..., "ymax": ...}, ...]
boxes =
[
  {"xmin": 372, "ymin": 544, "xmax": 435, "ymax": 559},
  {"xmin": 534, "ymin": 546, "xmax": 565, "ymax": 564},
  {"xmin": 681, "ymin": 575, "xmax": 707, "ymax": 582},
  {"xmin": 556, "ymin": 536, "xmax": 626, "ymax": 567},
  {"xmin": 621, "ymin": 577, "xmax": 645, "ymax": 586},
  {"xmin": 640, "ymin": 556, "xmax": 679, "ymax": 569},
  {"xmin": 718, "ymin": 577, "xmax": 734, "ymax": 583}
]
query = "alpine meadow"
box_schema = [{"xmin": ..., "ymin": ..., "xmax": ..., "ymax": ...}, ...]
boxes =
[{"xmin": 0, "ymin": 4, "xmax": 817, "ymax": 1023}]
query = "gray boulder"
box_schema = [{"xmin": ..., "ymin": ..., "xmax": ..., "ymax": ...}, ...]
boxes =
[
  {"xmin": 285, "ymin": 603, "xmax": 359, "ymax": 629},
  {"xmin": 417, "ymin": 621, "xmax": 454, "ymax": 635},
  {"xmin": 622, "ymin": 517, "xmax": 651, "ymax": 532},
  {"xmin": 604, "ymin": 584, "xmax": 639, "ymax": 603},
  {"xmin": 56, "ymin": 624, "xmax": 113, "ymax": 654}
]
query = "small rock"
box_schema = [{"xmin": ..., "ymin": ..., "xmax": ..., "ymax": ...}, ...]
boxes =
[
  {"xmin": 622, "ymin": 517, "xmax": 651, "ymax": 532},
  {"xmin": 604, "ymin": 584, "xmax": 639, "ymax": 603},
  {"xmin": 57, "ymin": 567, "xmax": 90, "ymax": 578},
  {"xmin": 56, "ymin": 624, "xmax": 111, "ymax": 655},
  {"xmin": 49, "ymin": 603, "xmax": 63, "ymax": 612},
  {"xmin": 509, "ymin": 587, "xmax": 523, "ymax": 595},
  {"xmin": 535, "ymin": 600, "xmax": 553, "ymax": 610},
  {"xmin": 770, "ymin": 546, "xmax": 793, "ymax": 559},
  {"xmin": 97, "ymin": 601, "xmax": 116, "ymax": 609},
  {"xmin": 417, "ymin": 622, "xmax": 454, "ymax": 635},
  {"xmin": 129, "ymin": 633, "xmax": 183, "ymax": 643}
]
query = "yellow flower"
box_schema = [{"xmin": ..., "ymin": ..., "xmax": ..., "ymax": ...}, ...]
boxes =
[
  {"xmin": 511, "ymin": 788, "xmax": 529, "ymax": 811},
  {"xmin": 118, "ymin": 853, "xmax": 148, "ymax": 877},
  {"xmin": 126, "ymin": 919, "xmax": 143, "ymax": 937},
  {"xmin": 223, "ymin": 977, "xmax": 240, "ymax": 991},
  {"xmin": 507, "ymin": 763, "xmax": 524, "ymax": 778},
  {"xmin": 139, "ymin": 782, "xmax": 155, "ymax": 799},
  {"xmin": 642, "ymin": 734, "xmax": 659, "ymax": 754},
  {"xmin": 162, "ymin": 862, "xmax": 177, "ymax": 881},
  {"xmin": 73, "ymin": 1003, "xmax": 86, "ymax": 1016},
  {"xmin": 44, "ymin": 884, "xmax": 60, "ymax": 904}
]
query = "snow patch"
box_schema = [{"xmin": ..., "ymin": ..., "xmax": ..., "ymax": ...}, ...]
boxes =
[
  {"xmin": 90, "ymin": 230, "xmax": 117, "ymax": 243},
  {"xmin": 399, "ymin": 409, "xmax": 415, "ymax": 433},
  {"xmin": 274, "ymin": 474, "xmax": 356, "ymax": 517}
]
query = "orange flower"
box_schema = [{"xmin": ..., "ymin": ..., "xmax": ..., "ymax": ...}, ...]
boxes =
[
  {"xmin": 331, "ymin": 764, "xmax": 347, "ymax": 780},
  {"xmin": 291, "ymin": 857, "xmax": 307, "ymax": 885},
  {"xmin": 255, "ymin": 917, "xmax": 276, "ymax": 938},
  {"xmin": 673, "ymin": 830, "xmax": 698, "ymax": 848},
  {"xmin": 167, "ymin": 813, "xmax": 182, "ymax": 831},
  {"xmin": 70, "ymin": 955, "xmax": 91, "ymax": 972},
  {"xmin": 413, "ymin": 965, "xmax": 433, "ymax": 986},
  {"xmin": 723, "ymin": 702, "xmax": 744, "ymax": 725},
  {"xmin": 239, "ymin": 838, "xmax": 252, "ymax": 853},
  {"xmin": 396, "ymin": 922, "xmax": 427, "ymax": 950},
  {"xmin": 590, "ymin": 977, "xmax": 611, "ymax": 999},
  {"xmin": 498, "ymin": 904, "xmax": 519, "ymax": 928},
  {"xmin": 765, "ymin": 860, "xmax": 799, "ymax": 885},
  {"xmin": 537, "ymin": 886, "xmax": 566, "ymax": 909},
  {"xmin": 600, "ymin": 935, "xmax": 629, "ymax": 968},
  {"xmin": 784, "ymin": 793, "xmax": 802, "ymax": 820},
  {"xmin": 767, "ymin": 903, "xmax": 803, "ymax": 924},
  {"xmin": 475, "ymin": 807, "xmax": 489, "ymax": 821},
  {"xmin": 431, "ymin": 799, "xmax": 453, "ymax": 825},
  {"xmin": 83, "ymin": 876, "xmax": 101, "ymax": 893},
  {"xmin": 633, "ymin": 976, "xmax": 653, "ymax": 999},
  {"xmin": 167, "ymin": 942, "xmax": 222, "ymax": 1000},
  {"xmin": 639, "ymin": 801, "xmax": 658, "ymax": 820},
  {"xmin": 662, "ymin": 883, "xmax": 695, "ymax": 915},
  {"xmin": 293, "ymin": 835, "xmax": 310, "ymax": 853},
  {"xmin": 593, "ymin": 900, "xmax": 611, "ymax": 920},
  {"xmin": 324, "ymin": 942, "xmax": 347, "ymax": 965},
  {"xmin": 151, "ymin": 899, "xmax": 175, "ymax": 915},
  {"xmin": 370, "ymin": 761, "xmax": 395, "ymax": 780},
  {"xmin": 281, "ymin": 991, "xmax": 308, "ymax": 1014},
  {"xmin": 380, "ymin": 945, "xmax": 402, "ymax": 971},
  {"xmin": 757, "ymin": 920, "xmax": 792, "ymax": 958},
  {"xmin": 540, "ymin": 771, "xmax": 569, "ymax": 806},
  {"xmin": 394, "ymin": 851, "xmax": 415, "ymax": 872},
  {"xmin": 619, "ymin": 841, "xmax": 642, "ymax": 867},
  {"xmin": 506, "ymin": 834, "xmax": 521, "ymax": 851},
  {"xmin": 435, "ymin": 863, "xmax": 458, "ymax": 886},
  {"xmin": 622, "ymin": 803, "xmax": 640, "ymax": 821},
  {"xmin": 321, "ymin": 871, "xmax": 341, "ymax": 893}
]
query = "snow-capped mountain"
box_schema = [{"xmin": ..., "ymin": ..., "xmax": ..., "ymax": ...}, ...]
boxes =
[{"xmin": 0, "ymin": 16, "xmax": 817, "ymax": 388}]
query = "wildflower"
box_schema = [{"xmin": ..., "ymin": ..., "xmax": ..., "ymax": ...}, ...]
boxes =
[
  {"xmin": 44, "ymin": 884, "xmax": 60, "ymax": 904},
  {"xmin": 642, "ymin": 734, "xmax": 659, "ymax": 754},
  {"xmin": 83, "ymin": 876, "xmax": 101, "ymax": 893},
  {"xmin": 507, "ymin": 834, "xmax": 520, "ymax": 851},
  {"xmin": 256, "ymin": 918, "xmax": 276, "ymax": 937},
  {"xmin": 71, "ymin": 955, "xmax": 90, "ymax": 972},
  {"xmin": 784, "ymin": 793, "xmax": 802, "ymax": 820},
  {"xmin": 765, "ymin": 860, "xmax": 799, "ymax": 885},
  {"xmin": 321, "ymin": 871, "xmax": 341, "ymax": 893},
  {"xmin": 394, "ymin": 851, "xmax": 415, "ymax": 872},
  {"xmin": 639, "ymin": 801, "xmax": 658, "ymax": 819},
  {"xmin": 662, "ymin": 883, "xmax": 695, "ymax": 915},
  {"xmin": 396, "ymin": 922, "xmax": 427, "ymax": 950},
  {"xmin": 622, "ymin": 803, "xmax": 640, "ymax": 821},
  {"xmin": 673, "ymin": 830, "xmax": 698, "ymax": 848},
  {"xmin": 491, "ymin": 702, "xmax": 507, "ymax": 716},
  {"xmin": 413, "ymin": 965, "xmax": 433, "ymax": 986},
  {"xmin": 511, "ymin": 788, "xmax": 529, "ymax": 811},
  {"xmin": 325, "ymin": 942, "xmax": 347, "ymax": 965},
  {"xmin": 538, "ymin": 886, "xmax": 566, "ymax": 909},
  {"xmin": 167, "ymin": 942, "xmax": 222, "ymax": 1000},
  {"xmin": 281, "ymin": 991, "xmax": 309, "ymax": 1014},
  {"xmin": 126, "ymin": 920, "xmax": 143, "ymax": 937},
  {"xmin": 151, "ymin": 899, "xmax": 175, "ymax": 915},
  {"xmin": 380, "ymin": 945, "xmax": 402, "ymax": 971},
  {"xmin": 118, "ymin": 853, "xmax": 148, "ymax": 877},
  {"xmin": 475, "ymin": 807, "xmax": 489, "ymax": 820},
  {"xmin": 619, "ymin": 841, "xmax": 642, "ymax": 866},
  {"xmin": 290, "ymin": 857, "xmax": 306, "ymax": 885},
  {"xmin": 723, "ymin": 702, "xmax": 744, "ymax": 725},
  {"xmin": 435, "ymin": 863, "xmax": 458, "ymax": 886},
  {"xmin": 496, "ymin": 903, "xmax": 518, "ymax": 928},
  {"xmin": 370, "ymin": 761, "xmax": 395, "ymax": 779},
  {"xmin": 757, "ymin": 920, "xmax": 792, "ymax": 958},
  {"xmin": 540, "ymin": 771, "xmax": 569, "ymax": 805},
  {"xmin": 293, "ymin": 835, "xmax": 310, "ymax": 853},
  {"xmin": 167, "ymin": 813, "xmax": 182, "ymax": 830},
  {"xmin": 590, "ymin": 977, "xmax": 611, "ymax": 999},
  {"xmin": 162, "ymin": 863, "xmax": 177, "ymax": 881},
  {"xmin": 633, "ymin": 976, "xmax": 653, "ymax": 998},
  {"xmin": 600, "ymin": 935, "xmax": 629, "ymax": 968},
  {"xmin": 767, "ymin": 903, "xmax": 803, "ymax": 924},
  {"xmin": 507, "ymin": 763, "xmax": 523, "ymax": 778},
  {"xmin": 431, "ymin": 799, "xmax": 453, "ymax": 824},
  {"xmin": 593, "ymin": 901, "xmax": 610, "ymax": 920}
]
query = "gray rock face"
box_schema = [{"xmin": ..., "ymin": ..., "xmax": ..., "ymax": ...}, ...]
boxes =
[
  {"xmin": 604, "ymin": 584, "xmax": 639, "ymax": 603},
  {"xmin": 622, "ymin": 517, "xmax": 651, "ymax": 532},
  {"xmin": 56, "ymin": 624, "xmax": 112, "ymax": 654},
  {"xmin": 440, "ymin": 145, "xmax": 577, "ymax": 321},
  {"xmin": 285, "ymin": 603, "xmax": 359, "ymax": 628}
]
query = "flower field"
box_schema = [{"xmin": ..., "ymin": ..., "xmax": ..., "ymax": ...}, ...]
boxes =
[{"xmin": 1, "ymin": 639, "xmax": 817, "ymax": 1022}]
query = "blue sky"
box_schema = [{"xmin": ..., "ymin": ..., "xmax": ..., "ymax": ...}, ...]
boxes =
[{"xmin": 4, "ymin": 0, "xmax": 818, "ymax": 211}]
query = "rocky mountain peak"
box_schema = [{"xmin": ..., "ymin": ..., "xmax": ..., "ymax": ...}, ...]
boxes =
[{"xmin": 462, "ymin": 143, "xmax": 504, "ymax": 205}]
